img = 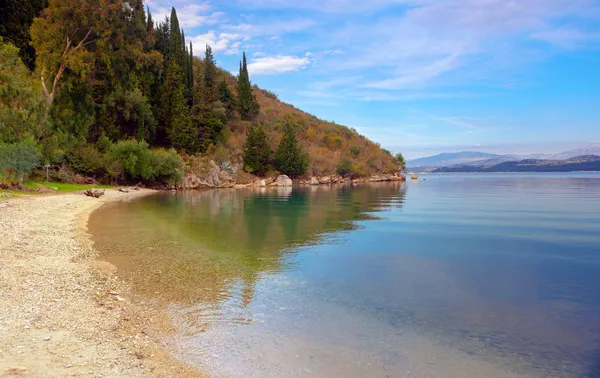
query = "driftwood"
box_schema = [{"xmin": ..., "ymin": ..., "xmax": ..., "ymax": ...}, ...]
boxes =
[{"xmin": 84, "ymin": 189, "xmax": 104, "ymax": 198}]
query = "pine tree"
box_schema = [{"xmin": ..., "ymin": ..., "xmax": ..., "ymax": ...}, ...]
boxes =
[
  {"xmin": 237, "ymin": 52, "xmax": 259, "ymax": 121},
  {"xmin": 244, "ymin": 125, "xmax": 271, "ymax": 176},
  {"xmin": 275, "ymin": 122, "xmax": 308, "ymax": 178}
]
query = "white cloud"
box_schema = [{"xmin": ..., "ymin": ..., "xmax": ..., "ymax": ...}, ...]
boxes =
[
  {"xmin": 189, "ymin": 31, "xmax": 243, "ymax": 55},
  {"xmin": 248, "ymin": 55, "xmax": 312, "ymax": 75},
  {"xmin": 147, "ymin": 2, "xmax": 221, "ymax": 28}
]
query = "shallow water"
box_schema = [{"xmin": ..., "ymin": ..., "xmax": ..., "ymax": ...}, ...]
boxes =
[{"xmin": 90, "ymin": 173, "xmax": 600, "ymax": 377}]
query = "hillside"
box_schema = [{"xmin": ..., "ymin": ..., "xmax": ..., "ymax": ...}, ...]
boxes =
[
  {"xmin": 0, "ymin": 1, "xmax": 399, "ymax": 189},
  {"xmin": 223, "ymin": 81, "xmax": 398, "ymax": 177},
  {"xmin": 407, "ymin": 152, "xmax": 509, "ymax": 170},
  {"xmin": 434, "ymin": 155, "xmax": 600, "ymax": 173}
]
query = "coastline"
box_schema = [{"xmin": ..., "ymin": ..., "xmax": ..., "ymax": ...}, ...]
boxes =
[{"xmin": 0, "ymin": 189, "xmax": 204, "ymax": 377}]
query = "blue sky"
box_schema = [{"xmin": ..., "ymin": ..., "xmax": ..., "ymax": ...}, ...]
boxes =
[{"xmin": 147, "ymin": 0, "xmax": 600, "ymax": 158}]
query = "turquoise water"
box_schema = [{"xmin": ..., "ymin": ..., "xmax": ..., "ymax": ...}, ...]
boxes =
[{"xmin": 90, "ymin": 173, "xmax": 600, "ymax": 377}]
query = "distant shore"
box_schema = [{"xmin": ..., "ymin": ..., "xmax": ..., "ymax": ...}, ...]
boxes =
[{"xmin": 0, "ymin": 189, "xmax": 204, "ymax": 377}]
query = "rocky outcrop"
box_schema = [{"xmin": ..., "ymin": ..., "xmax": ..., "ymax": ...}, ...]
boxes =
[
  {"xmin": 181, "ymin": 160, "xmax": 236, "ymax": 189},
  {"xmin": 181, "ymin": 166, "xmax": 405, "ymax": 190},
  {"xmin": 298, "ymin": 172, "xmax": 405, "ymax": 185}
]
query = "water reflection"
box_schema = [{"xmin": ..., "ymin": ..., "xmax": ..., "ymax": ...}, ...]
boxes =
[{"xmin": 90, "ymin": 182, "xmax": 406, "ymax": 316}]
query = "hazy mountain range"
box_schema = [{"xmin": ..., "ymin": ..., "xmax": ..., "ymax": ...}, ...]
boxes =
[{"xmin": 407, "ymin": 143, "xmax": 600, "ymax": 172}]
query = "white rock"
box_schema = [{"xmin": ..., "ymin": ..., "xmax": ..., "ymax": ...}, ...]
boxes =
[{"xmin": 274, "ymin": 175, "xmax": 293, "ymax": 187}]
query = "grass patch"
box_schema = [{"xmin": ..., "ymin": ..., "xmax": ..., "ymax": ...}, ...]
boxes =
[{"xmin": 23, "ymin": 181, "xmax": 113, "ymax": 193}]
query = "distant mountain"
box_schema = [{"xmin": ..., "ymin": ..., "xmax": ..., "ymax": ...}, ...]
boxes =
[
  {"xmin": 434, "ymin": 155, "xmax": 600, "ymax": 173},
  {"xmin": 407, "ymin": 152, "xmax": 510, "ymax": 169},
  {"xmin": 546, "ymin": 143, "xmax": 600, "ymax": 160}
]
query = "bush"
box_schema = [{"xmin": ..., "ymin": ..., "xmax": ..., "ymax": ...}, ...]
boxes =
[
  {"xmin": 106, "ymin": 140, "xmax": 183, "ymax": 184},
  {"xmin": 0, "ymin": 137, "xmax": 42, "ymax": 187},
  {"xmin": 67, "ymin": 145, "xmax": 106, "ymax": 176},
  {"xmin": 337, "ymin": 158, "xmax": 353, "ymax": 177},
  {"xmin": 107, "ymin": 140, "xmax": 153, "ymax": 181},
  {"xmin": 148, "ymin": 148, "xmax": 184, "ymax": 184},
  {"xmin": 349, "ymin": 145, "xmax": 361, "ymax": 157}
]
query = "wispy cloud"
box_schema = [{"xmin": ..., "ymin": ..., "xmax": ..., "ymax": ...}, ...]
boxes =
[{"xmin": 532, "ymin": 27, "xmax": 600, "ymax": 49}]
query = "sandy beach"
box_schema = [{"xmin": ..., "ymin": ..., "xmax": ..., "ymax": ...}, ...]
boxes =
[{"xmin": 0, "ymin": 189, "xmax": 203, "ymax": 377}]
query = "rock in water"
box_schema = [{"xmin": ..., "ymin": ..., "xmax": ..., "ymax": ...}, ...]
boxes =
[
  {"xmin": 258, "ymin": 180, "xmax": 266, "ymax": 187},
  {"xmin": 310, "ymin": 177, "xmax": 319, "ymax": 185},
  {"xmin": 274, "ymin": 175, "xmax": 293, "ymax": 187}
]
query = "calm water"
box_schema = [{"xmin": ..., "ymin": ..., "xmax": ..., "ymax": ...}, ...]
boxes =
[{"xmin": 89, "ymin": 173, "xmax": 600, "ymax": 377}]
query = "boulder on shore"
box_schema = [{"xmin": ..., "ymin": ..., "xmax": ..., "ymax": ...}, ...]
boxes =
[
  {"xmin": 310, "ymin": 177, "xmax": 319, "ymax": 185},
  {"xmin": 273, "ymin": 175, "xmax": 293, "ymax": 187}
]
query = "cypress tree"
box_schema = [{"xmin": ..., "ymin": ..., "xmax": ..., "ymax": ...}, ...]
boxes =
[
  {"xmin": 146, "ymin": 6, "xmax": 153, "ymax": 33},
  {"xmin": 161, "ymin": 59, "xmax": 197, "ymax": 152},
  {"xmin": 244, "ymin": 125, "xmax": 271, "ymax": 176},
  {"xmin": 275, "ymin": 122, "xmax": 308, "ymax": 178},
  {"xmin": 203, "ymin": 45, "xmax": 217, "ymax": 101},
  {"xmin": 168, "ymin": 8, "xmax": 182, "ymax": 64},
  {"xmin": 195, "ymin": 44, "xmax": 223, "ymax": 151},
  {"xmin": 189, "ymin": 42, "xmax": 194, "ymax": 90},
  {"xmin": 237, "ymin": 52, "xmax": 259, "ymax": 121},
  {"xmin": 219, "ymin": 78, "xmax": 235, "ymax": 118}
]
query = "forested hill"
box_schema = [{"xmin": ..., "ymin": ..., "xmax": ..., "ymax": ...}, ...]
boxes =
[{"xmin": 0, "ymin": 0, "xmax": 399, "ymax": 188}]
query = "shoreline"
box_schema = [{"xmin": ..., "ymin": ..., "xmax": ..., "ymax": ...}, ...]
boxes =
[{"xmin": 0, "ymin": 189, "xmax": 204, "ymax": 377}]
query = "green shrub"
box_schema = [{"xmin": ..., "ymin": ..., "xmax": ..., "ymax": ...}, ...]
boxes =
[
  {"xmin": 96, "ymin": 135, "xmax": 112, "ymax": 153},
  {"xmin": 106, "ymin": 140, "xmax": 183, "ymax": 184},
  {"xmin": 336, "ymin": 157, "xmax": 353, "ymax": 177},
  {"xmin": 67, "ymin": 145, "xmax": 106, "ymax": 176},
  {"xmin": 106, "ymin": 140, "xmax": 153, "ymax": 182},
  {"xmin": 148, "ymin": 148, "xmax": 183, "ymax": 184},
  {"xmin": 0, "ymin": 137, "xmax": 42, "ymax": 187},
  {"xmin": 349, "ymin": 145, "xmax": 361, "ymax": 157}
]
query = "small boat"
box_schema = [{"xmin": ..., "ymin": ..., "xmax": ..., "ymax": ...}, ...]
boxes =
[{"xmin": 411, "ymin": 174, "xmax": 418, "ymax": 180}]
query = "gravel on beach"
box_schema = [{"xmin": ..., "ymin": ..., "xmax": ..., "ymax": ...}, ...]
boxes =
[{"xmin": 0, "ymin": 190, "xmax": 204, "ymax": 377}]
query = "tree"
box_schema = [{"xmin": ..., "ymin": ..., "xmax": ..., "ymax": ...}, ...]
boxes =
[
  {"xmin": 168, "ymin": 8, "xmax": 183, "ymax": 65},
  {"xmin": 275, "ymin": 122, "xmax": 308, "ymax": 178},
  {"xmin": 30, "ymin": 0, "xmax": 97, "ymax": 106},
  {"xmin": 159, "ymin": 60, "xmax": 196, "ymax": 152},
  {"xmin": 219, "ymin": 78, "xmax": 236, "ymax": 118},
  {"xmin": 337, "ymin": 157, "xmax": 353, "ymax": 176},
  {"xmin": 244, "ymin": 125, "xmax": 271, "ymax": 176},
  {"xmin": 0, "ymin": 137, "xmax": 42, "ymax": 187},
  {"xmin": 395, "ymin": 153, "xmax": 405, "ymax": 170},
  {"xmin": 0, "ymin": 39, "xmax": 46, "ymax": 143},
  {"xmin": 0, "ymin": 0, "xmax": 48, "ymax": 70},
  {"xmin": 237, "ymin": 52, "xmax": 259, "ymax": 120}
]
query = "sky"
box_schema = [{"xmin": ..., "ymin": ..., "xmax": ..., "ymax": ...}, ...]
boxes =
[{"xmin": 147, "ymin": 0, "xmax": 600, "ymax": 159}]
